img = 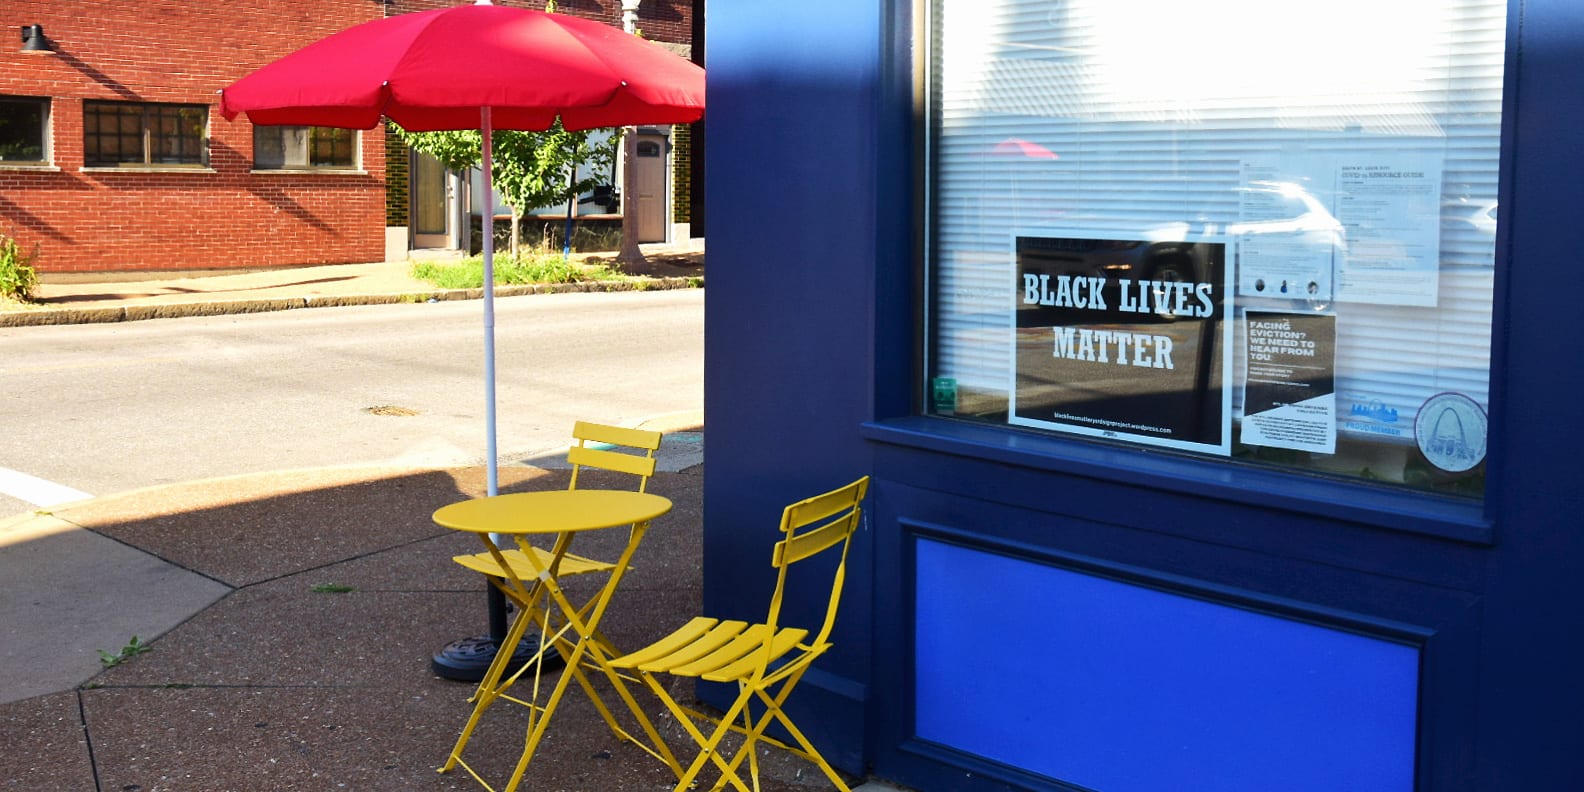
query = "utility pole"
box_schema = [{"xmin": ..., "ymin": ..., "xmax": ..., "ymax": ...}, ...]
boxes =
[{"xmin": 615, "ymin": 0, "xmax": 649, "ymax": 270}]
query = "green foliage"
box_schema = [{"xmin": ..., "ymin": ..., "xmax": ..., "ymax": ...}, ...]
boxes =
[
  {"xmin": 411, "ymin": 252, "xmax": 621, "ymax": 289},
  {"xmin": 0, "ymin": 231, "xmax": 39, "ymax": 301},
  {"xmin": 494, "ymin": 122, "xmax": 618, "ymax": 215},
  {"xmin": 392, "ymin": 121, "xmax": 618, "ymax": 217},
  {"xmin": 392, "ymin": 128, "xmax": 482, "ymax": 173},
  {"xmin": 98, "ymin": 636, "xmax": 151, "ymax": 668}
]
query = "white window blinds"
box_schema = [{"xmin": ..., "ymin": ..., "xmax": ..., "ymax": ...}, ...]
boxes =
[{"xmin": 928, "ymin": 0, "xmax": 1503, "ymax": 478}]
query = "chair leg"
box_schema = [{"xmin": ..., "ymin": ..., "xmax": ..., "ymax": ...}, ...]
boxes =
[
  {"xmin": 741, "ymin": 684, "xmax": 763, "ymax": 792},
  {"xmin": 691, "ymin": 700, "xmax": 759, "ymax": 792},
  {"xmin": 569, "ymin": 638, "xmax": 682, "ymax": 771},
  {"xmin": 638, "ymin": 671, "xmax": 755, "ymax": 792},
  {"xmin": 710, "ymin": 668, "xmax": 852, "ymax": 792},
  {"xmin": 757, "ymin": 682, "xmax": 853, "ymax": 792},
  {"xmin": 440, "ymin": 589, "xmax": 541, "ymax": 773}
]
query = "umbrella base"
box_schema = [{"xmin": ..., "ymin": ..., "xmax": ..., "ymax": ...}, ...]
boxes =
[{"xmin": 431, "ymin": 633, "xmax": 563, "ymax": 683}]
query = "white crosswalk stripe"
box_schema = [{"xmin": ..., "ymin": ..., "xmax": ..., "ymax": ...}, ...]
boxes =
[{"xmin": 0, "ymin": 468, "xmax": 91, "ymax": 507}]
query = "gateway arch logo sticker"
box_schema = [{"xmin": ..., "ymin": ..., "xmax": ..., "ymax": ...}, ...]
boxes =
[{"xmin": 1414, "ymin": 392, "xmax": 1488, "ymax": 473}]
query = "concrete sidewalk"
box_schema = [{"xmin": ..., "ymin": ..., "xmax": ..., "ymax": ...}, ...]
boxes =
[
  {"xmin": 0, "ymin": 450, "xmax": 886, "ymax": 790},
  {"xmin": 0, "ymin": 242, "xmax": 704, "ymax": 327}
]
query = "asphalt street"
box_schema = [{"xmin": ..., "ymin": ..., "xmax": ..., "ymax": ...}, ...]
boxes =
[{"xmin": 0, "ymin": 288, "xmax": 704, "ymax": 517}]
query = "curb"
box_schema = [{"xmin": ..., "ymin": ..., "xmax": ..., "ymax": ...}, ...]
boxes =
[{"xmin": 0, "ymin": 275, "xmax": 704, "ymax": 328}]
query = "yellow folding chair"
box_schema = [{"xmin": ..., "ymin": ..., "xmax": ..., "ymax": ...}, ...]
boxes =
[
  {"xmin": 450, "ymin": 420, "xmax": 663, "ymax": 581},
  {"xmin": 609, "ymin": 475, "xmax": 870, "ymax": 792}
]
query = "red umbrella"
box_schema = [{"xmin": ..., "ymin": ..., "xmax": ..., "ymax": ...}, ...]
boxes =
[
  {"xmin": 220, "ymin": 0, "xmax": 704, "ymax": 497},
  {"xmin": 219, "ymin": 1, "xmax": 704, "ymax": 133},
  {"xmin": 219, "ymin": 0, "xmax": 704, "ymax": 682}
]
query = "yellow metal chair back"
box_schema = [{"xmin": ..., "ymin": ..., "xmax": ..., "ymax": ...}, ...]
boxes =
[
  {"xmin": 609, "ymin": 475, "xmax": 870, "ymax": 792},
  {"xmin": 452, "ymin": 421, "xmax": 663, "ymax": 580},
  {"xmin": 567, "ymin": 420, "xmax": 662, "ymax": 493}
]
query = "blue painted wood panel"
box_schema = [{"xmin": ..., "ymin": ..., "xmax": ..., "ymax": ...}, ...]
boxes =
[{"xmin": 915, "ymin": 539, "xmax": 1420, "ymax": 791}]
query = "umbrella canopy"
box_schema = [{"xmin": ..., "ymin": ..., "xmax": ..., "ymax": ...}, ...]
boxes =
[{"xmin": 219, "ymin": 1, "xmax": 705, "ymax": 133}]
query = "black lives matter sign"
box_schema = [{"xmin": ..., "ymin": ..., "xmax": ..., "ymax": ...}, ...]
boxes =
[{"xmin": 1009, "ymin": 235, "xmax": 1231, "ymax": 454}]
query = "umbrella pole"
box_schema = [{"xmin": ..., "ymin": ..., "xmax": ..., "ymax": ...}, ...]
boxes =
[
  {"xmin": 482, "ymin": 108, "xmax": 498, "ymax": 501},
  {"xmin": 480, "ymin": 106, "xmax": 510, "ymax": 644},
  {"xmin": 432, "ymin": 108, "xmax": 549, "ymax": 682}
]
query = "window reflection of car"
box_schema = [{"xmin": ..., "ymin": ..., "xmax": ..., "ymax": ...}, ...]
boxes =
[
  {"xmin": 1441, "ymin": 199, "xmax": 1498, "ymax": 265},
  {"xmin": 1441, "ymin": 199, "xmax": 1498, "ymax": 237},
  {"xmin": 1230, "ymin": 181, "xmax": 1345, "ymax": 301},
  {"xmin": 1229, "ymin": 181, "xmax": 1345, "ymax": 247}
]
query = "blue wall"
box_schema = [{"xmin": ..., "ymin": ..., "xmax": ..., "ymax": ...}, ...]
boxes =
[
  {"xmin": 704, "ymin": 0, "xmax": 1584, "ymax": 788},
  {"xmin": 1474, "ymin": 0, "xmax": 1584, "ymax": 785},
  {"xmin": 702, "ymin": 0, "xmax": 900, "ymax": 769}
]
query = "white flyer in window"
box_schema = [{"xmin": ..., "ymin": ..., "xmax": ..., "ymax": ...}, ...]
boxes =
[
  {"xmin": 1334, "ymin": 154, "xmax": 1444, "ymax": 307},
  {"xmin": 1235, "ymin": 160, "xmax": 1340, "ymax": 302}
]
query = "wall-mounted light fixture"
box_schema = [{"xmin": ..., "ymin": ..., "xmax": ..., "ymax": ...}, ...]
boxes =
[{"xmin": 20, "ymin": 25, "xmax": 55, "ymax": 55}]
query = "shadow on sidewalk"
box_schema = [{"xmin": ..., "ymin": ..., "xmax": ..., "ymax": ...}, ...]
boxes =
[{"xmin": 0, "ymin": 464, "xmax": 841, "ymax": 791}]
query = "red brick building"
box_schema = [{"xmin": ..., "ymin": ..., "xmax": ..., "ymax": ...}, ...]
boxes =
[{"xmin": 1, "ymin": 0, "xmax": 694, "ymax": 275}]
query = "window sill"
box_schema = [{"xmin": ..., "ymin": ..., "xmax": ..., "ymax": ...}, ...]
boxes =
[
  {"xmin": 0, "ymin": 163, "xmax": 60, "ymax": 172},
  {"xmin": 862, "ymin": 415, "xmax": 1494, "ymax": 545},
  {"xmin": 249, "ymin": 168, "xmax": 369, "ymax": 176},
  {"xmin": 82, "ymin": 166, "xmax": 217, "ymax": 174}
]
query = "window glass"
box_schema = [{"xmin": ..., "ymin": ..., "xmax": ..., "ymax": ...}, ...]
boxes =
[
  {"xmin": 253, "ymin": 126, "xmax": 356, "ymax": 169},
  {"xmin": 0, "ymin": 96, "xmax": 48, "ymax": 162},
  {"xmin": 924, "ymin": 0, "xmax": 1505, "ymax": 498},
  {"xmin": 83, "ymin": 101, "xmax": 207, "ymax": 166},
  {"xmin": 311, "ymin": 127, "xmax": 354, "ymax": 167}
]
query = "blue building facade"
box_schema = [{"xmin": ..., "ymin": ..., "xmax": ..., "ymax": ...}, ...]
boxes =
[{"xmin": 703, "ymin": 1, "xmax": 1582, "ymax": 789}]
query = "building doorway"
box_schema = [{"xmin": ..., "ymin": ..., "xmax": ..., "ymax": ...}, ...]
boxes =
[
  {"xmin": 634, "ymin": 134, "xmax": 668, "ymax": 243},
  {"xmin": 411, "ymin": 150, "xmax": 460, "ymax": 251}
]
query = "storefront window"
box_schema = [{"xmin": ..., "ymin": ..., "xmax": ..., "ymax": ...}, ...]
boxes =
[{"xmin": 924, "ymin": 0, "xmax": 1505, "ymax": 497}]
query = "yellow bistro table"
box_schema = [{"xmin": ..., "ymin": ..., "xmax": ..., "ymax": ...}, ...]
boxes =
[{"xmin": 434, "ymin": 489, "xmax": 678, "ymax": 792}]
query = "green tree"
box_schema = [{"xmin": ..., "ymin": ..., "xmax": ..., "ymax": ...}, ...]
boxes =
[{"xmin": 392, "ymin": 122, "xmax": 617, "ymax": 257}]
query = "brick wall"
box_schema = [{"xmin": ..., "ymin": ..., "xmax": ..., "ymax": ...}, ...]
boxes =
[
  {"xmin": 385, "ymin": 126, "xmax": 410, "ymax": 228},
  {"xmin": 386, "ymin": 0, "xmax": 693, "ymax": 45},
  {"xmin": 672, "ymin": 123, "xmax": 692, "ymax": 223},
  {"xmin": 1, "ymin": 0, "xmax": 385, "ymax": 273}
]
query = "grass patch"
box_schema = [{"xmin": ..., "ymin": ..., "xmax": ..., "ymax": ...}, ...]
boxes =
[{"xmin": 411, "ymin": 251, "xmax": 622, "ymax": 289}]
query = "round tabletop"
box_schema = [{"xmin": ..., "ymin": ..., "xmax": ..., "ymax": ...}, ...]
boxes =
[{"xmin": 432, "ymin": 489, "xmax": 673, "ymax": 535}]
